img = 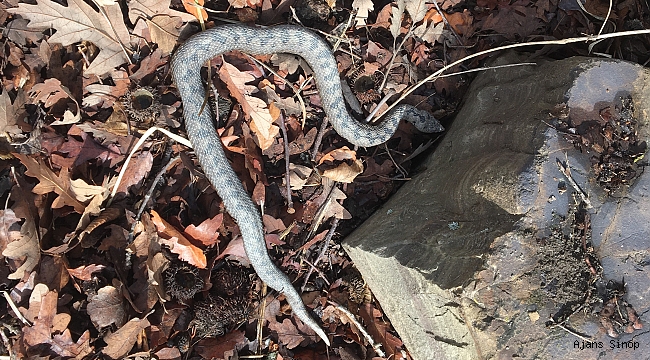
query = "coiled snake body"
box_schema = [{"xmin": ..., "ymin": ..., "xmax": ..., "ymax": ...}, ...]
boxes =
[{"xmin": 171, "ymin": 24, "xmax": 443, "ymax": 346}]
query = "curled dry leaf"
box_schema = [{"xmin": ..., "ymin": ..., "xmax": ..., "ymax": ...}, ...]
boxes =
[
  {"xmin": 150, "ymin": 210, "xmax": 207, "ymax": 268},
  {"xmin": 184, "ymin": 213, "xmax": 223, "ymax": 247},
  {"xmin": 67, "ymin": 264, "xmax": 107, "ymax": 281},
  {"xmin": 320, "ymin": 160, "xmax": 364, "ymax": 183},
  {"xmin": 318, "ymin": 147, "xmax": 363, "ymax": 183},
  {"xmin": 114, "ymin": 151, "xmax": 154, "ymax": 196},
  {"xmin": 288, "ymin": 163, "xmax": 314, "ymax": 190}
]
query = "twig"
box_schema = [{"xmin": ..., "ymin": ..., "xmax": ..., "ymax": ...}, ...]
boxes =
[
  {"xmin": 256, "ymin": 283, "xmax": 267, "ymax": 354},
  {"xmin": 378, "ymin": 29, "xmax": 650, "ymax": 120},
  {"xmin": 327, "ymin": 301, "xmax": 385, "ymax": 357},
  {"xmin": 311, "ymin": 116, "xmax": 329, "ymax": 161},
  {"xmin": 128, "ymin": 156, "xmax": 181, "ymax": 243},
  {"xmin": 301, "ymin": 218, "xmax": 338, "ymax": 292},
  {"xmin": 108, "ymin": 126, "xmax": 191, "ymax": 204},
  {"xmin": 432, "ymin": 0, "xmax": 463, "ymax": 46},
  {"xmin": 277, "ymin": 113, "xmax": 294, "ymax": 213},
  {"xmin": 556, "ymin": 157, "xmax": 592, "ymax": 208},
  {"xmin": 2, "ymin": 291, "xmax": 30, "ymax": 326},
  {"xmin": 246, "ymin": 54, "xmax": 308, "ymax": 122}
]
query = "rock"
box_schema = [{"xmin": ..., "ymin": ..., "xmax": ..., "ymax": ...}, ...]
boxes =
[{"xmin": 343, "ymin": 52, "xmax": 650, "ymax": 360}]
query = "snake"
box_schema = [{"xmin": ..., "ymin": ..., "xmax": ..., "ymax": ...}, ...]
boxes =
[{"xmin": 170, "ymin": 24, "xmax": 444, "ymax": 346}]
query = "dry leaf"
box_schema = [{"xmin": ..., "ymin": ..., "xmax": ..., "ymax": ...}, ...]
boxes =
[
  {"xmin": 67, "ymin": 264, "xmax": 107, "ymax": 281},
  {"xmin": 1, "ymin": 89, "xmax": 27, "ymax": 138},
  {"xmin": 87, "ymin": 286, "xmax": 127, "ymax": 329},
  {"xmin": 269, "ymin": 318, "xmax": 306, "ymax": 349},
  {"xmin": 14, "ymin": 153, "xmax": 86, "ymax": 213},
  {"xmin": 8, "ymin": 0, "xmax": 132, "ymax": 76},
  {"xmin": 288, "ymin": 164, "xmax": 314, "ymax": 190},
  {"xmin": 23, "ymin": 285, "xmax": 93, "ymax": 358},
  {"xmin": 219, "ymin": 61, "xmax": 279, "ymax": 149},
  {"xmin": 184, "ymin": 213, "xmax": 223, "ymax": 247},
  {"xmin": 389, "ymin": 0, "xmax": 406, "ymax": 39},
  {"xmin": 150, "ymin": 210, "xmax": 207, "ymax": 268},
  {"xmin": 146, "ymin": 16, "xmax": 183, "ymax": 55},
  {"xmin": 29, "ymin": 78, "xmax": 70, "ymax": 108},
  {"xmin": 2, "ymin": 215, "xmax": 40, "ymax": 280},
  {"xmin": 181, "ymin": 0, "xmax": 207, "ymax": 22},
  {"xmin": 127, "ymin": 0, "xmax": 196, "ymax": 24},
  {"xmin": 405, "ymin": 0, "xmax": 428, "ymax": 23},
  {"xmin": 352, "ymin": 0, "xmax": 374, "ymax": 25},
  {"xmin": 102, "ymin": 317, "xmax": 151, "ymax": 359},
  {"xmin": 321, "ymin": 160, "xmax": 363, "ymax": 183}
]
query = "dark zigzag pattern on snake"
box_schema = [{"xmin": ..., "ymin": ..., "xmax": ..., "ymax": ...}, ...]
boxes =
[{"xmin": 171, "ymin": 24, "xmax": 444, "ymax": 346}]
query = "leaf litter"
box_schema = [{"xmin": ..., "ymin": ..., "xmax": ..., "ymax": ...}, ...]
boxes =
[{"xmin": 2, "ymin": 0, "xmax": 650, "ymax": 358}]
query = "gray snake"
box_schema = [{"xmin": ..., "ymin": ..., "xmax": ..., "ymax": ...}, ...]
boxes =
[{"xmin": 171, "ymin": 24, "xmax": 443, "ymax": 346}]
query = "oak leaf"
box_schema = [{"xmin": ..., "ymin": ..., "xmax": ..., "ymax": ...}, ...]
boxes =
[
  {"xmin": 126, "ymin": 0, "xmax": 196, "ymax": 24},
  {"xmin": 2, "ymin": 213, "xmax": 40, "ymax": 280},
  {"xmin": 8, "ymin": 0, "xmax": 132, "ymax": 76},
  {"xmin": 14, "ymin": 153, "xmax": 86, "ymax": 213},
  {"xmin": 352, "ymin": 0, "xmax": 374, "ymax": 25},
  {"xmin": 102, "ymin": 317, "xmax": 151, "ymax": 359}
]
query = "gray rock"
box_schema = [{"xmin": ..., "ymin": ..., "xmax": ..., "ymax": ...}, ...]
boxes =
[{"xmin": 343, "ymin": 53, "xmax": 650, "ymax": 360}]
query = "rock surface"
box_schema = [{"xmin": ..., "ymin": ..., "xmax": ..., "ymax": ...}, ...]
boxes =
[{"xmin": 343, "ymin": 53, "xmax": 650, "ymax": 360}]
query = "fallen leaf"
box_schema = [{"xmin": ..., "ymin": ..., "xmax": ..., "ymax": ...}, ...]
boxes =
[
  {"xmin": 8, "ymin": 0, "xmax": 132, "ymax": 76},
  {"xmin": 87, "ymin": 286, "xmax": 127, "ymax": 329},
  {"xmin": 353, "ymin": 0, "xmax": 374, "ymax": 25},
  {"xmin": 102, "ymin": 317, "xmax": 151, "ymax": 359},
  {"xmin": 127, "ymin": 0, "xmax": 196, "ymax": 24},
  {"xmin": 182, "ymin": 0, "xmax": 207, "ymax": 22},
  {"xmin": 320, "ymin": 159, "xmax": 364, "ymax": 183},
  {"xmin": 29, "ymin": 78, "xmax": 71, "ymax": 108},
  {"xmin": 0, "ymin": 89, "xmax": 27, "ymax": 138},
  {"xmin": 14, "ymin": 153, "xmax": 85, "ymax": 213},
  {"xmin": 2, "ymin": 214, "xmax": 40, "ymax": 280},
  {"xmin": 184, "ymin": 213, "xmax": 223, "ymax": 246},
  {"xmin": 23, "ymin": 285, "xmax": 93, "ymax": 358},
  {"xmin": 194, "ymin": 330, "xmax": 247, "ymax": 358},
  {"xmin": 269, "ymin": 318, "xmax": 305, "ymax": 348},
  {"xmin": 67, "ymin": 264, "xmax": 107, "ymax": 281},
  {"xmin": 114, "ymin": 151, "xmax": 153, "ymax": 196},
  {"xmin": 151, "ymin": 210, "xmax": 207, "ymax": 268}
]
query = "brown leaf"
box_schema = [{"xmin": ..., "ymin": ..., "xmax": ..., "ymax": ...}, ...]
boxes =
[
  {"xmin": 184, "ymin": 213, "xmax": 223, "ymax": 247},
  {"xmin": 29, "ymin": 78, "xmax": 70, "ymax": 108},
  {"xmin": 114, "ymin": 151, "xmax": 154, "ymax": 196},
  {"xmin": 194, "ymin": 330, "xmax": 247, "ymax": 358},
  {"xmin": 151, "ymin": 210, "xmax": 207, "ymax": 268},
  {"xmin": 130, "ymin": 48, "xmax": 167, "ymax": 81},
  {"xmin": 67, "ymin": 264, "xmax": 106, "ymax": 281},
  {"xmin": 8, "ymin": 0, "xmax": 132, "ymax": 76},
  {"xmin": 23, "ymin": 284, "xmax": 94, "ymax": 358},
  {"xmin": 219, "ymin": 61, "xmax": 279, "ymax": 150},
  {"xmin": 269, "ymin": 318, "xmax": 305, "ymax": 348},
  {"xmin": 2, "ymin": 213, "xmax": 40, "ymax": 280},
  {"xmin": 127, "ymin": 0, "xmax": 196, "ymax": 24},
  {"xmin": 0, "ymin": 89, "xmax": 27, "ymax": 138},
  {"xmin": 320, "ymin": 160, "xmax": 364, "ymax": 183},
  {"xmin": 87, "ymin": 286, "xmax": 127, "ymax": 329},
  {"xmin": 102, "ymin": 317, "xmax": 150, "ymax": 359},
  {"xmin": 147, "ymin": 16, "xmax": 183, "ymax": 55},
  {"xmin": 14, "ymin": 153, "xmax": 85, "ymax": 213}
]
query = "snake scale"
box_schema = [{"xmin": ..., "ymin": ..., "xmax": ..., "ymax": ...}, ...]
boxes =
[{"xmin": 171, "ymin": 24, "xmax": 444, "ymax": 346}]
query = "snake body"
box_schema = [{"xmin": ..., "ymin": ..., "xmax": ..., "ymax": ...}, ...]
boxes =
[{"xmin": 171, "ymin": 24, "xmax": 443, "ymax": 346}]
